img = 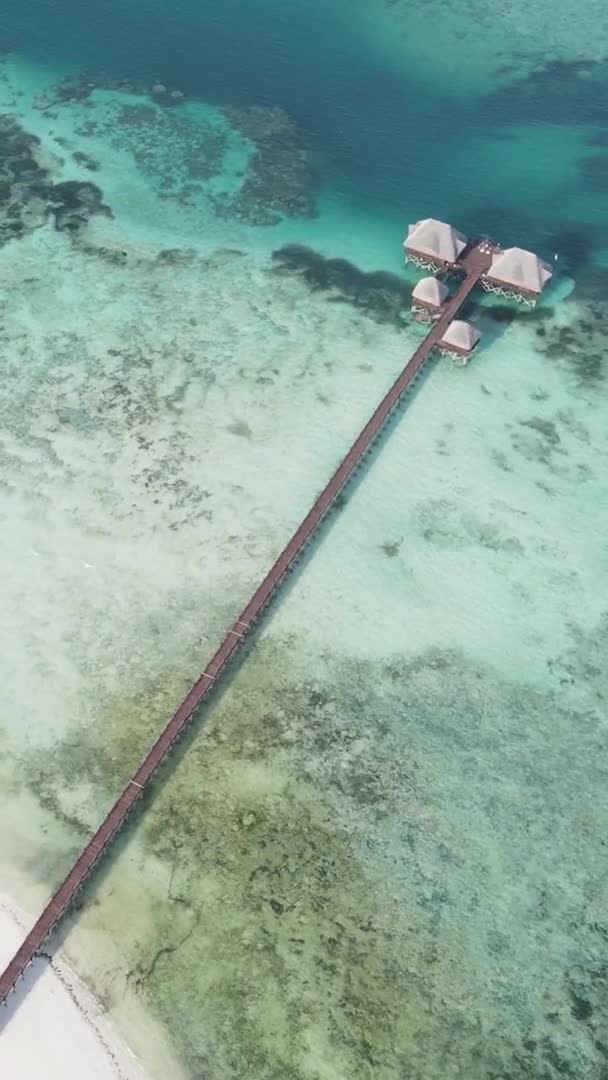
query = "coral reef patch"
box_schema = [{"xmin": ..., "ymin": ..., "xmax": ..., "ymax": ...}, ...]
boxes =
[
  {"xmin": 0, "ymin": 113, "xmax": 111, "ymax": 244},
  {"xmin": 0, "ymin": 114, "xmax": 48, "ymax": 243},
  {"xmin": 35, "ymin": 71, "xmax": 187, "ymax": 112},
  {"xmin": 92, "ymin": 101, "xmax": 230, "ymax": 206},
  {"xmin": 44, "ymin": 76, "xmax": 317, "ymax": 224},
  {"xmin": 50, "ymin": 179, "xmax": 111, "ymax": 233},
  {"xmin": 270, "ymin": 244, "xmax": 410, "ymax": 325},
  {"xmin": 221, "ymin": 105, "xmax": 317, "ymax": 224},
  {"xmin": 534, "ymin": 301, "xmax": 606, "ymax": 386}
]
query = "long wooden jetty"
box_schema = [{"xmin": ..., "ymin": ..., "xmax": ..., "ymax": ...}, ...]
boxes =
[{"xmin": 0, "ymin": 240, "xmax": 494, "ymax": 1007}]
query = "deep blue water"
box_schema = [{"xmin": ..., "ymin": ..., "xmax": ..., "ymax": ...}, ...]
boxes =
[{"xmin": 3, "ymin": 3, "xmax": 608, "ymax": 265}]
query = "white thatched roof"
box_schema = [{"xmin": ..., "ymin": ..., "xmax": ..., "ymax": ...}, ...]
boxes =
[
  {"xmin": 412, "ymin": 277, "xmax": 450, "ymax": 306},
  {"xmin": 405, "ymin": 219, "xmax": 467, "ymax": 264},
  {"xmin": 487, "ymin": 247, "xmax": 552, "ymax": 293},
  {"xmin": 440, "ymin": 320, "xmax": 481, "ymax": 352}
]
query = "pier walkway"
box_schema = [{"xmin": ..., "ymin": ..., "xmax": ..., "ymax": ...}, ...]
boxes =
[{"xmin": 0, "ymin": 241, "xmax": 493, "ymax": 1007}]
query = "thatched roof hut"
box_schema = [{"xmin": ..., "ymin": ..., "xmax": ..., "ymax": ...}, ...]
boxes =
[
  {"xmin": 439, "ymin": 319, "xmax": 481, "ymax": 357},
  {"xmin": 484, "ymin": 247, "xmax": 552, "ymax": 296},
  {"xmin": 411, "ymin": 276, "xmax": 450, "ymax": 310},
  {"xmin": 404, "ymin": 219, "xmax": 468, "ymax": 267}
]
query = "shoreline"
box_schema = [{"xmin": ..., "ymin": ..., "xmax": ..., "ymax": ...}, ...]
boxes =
[{"xmin": 0, "ymin": 892, "xmax": 149, "ymax": 1080}]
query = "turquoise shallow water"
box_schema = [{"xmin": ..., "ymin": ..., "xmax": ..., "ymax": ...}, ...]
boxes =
[{"xmin": 0, "ymin": 2, "xmax": 607, "ymax": 1078}]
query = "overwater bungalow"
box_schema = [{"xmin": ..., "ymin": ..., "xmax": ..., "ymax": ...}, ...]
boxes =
[
  {"xmin": 437, "ymin": 319, "xmax": 481, "ymax": 365},
  {"xmin": 411, "ymin": 276, "xmax": 450, "ymax": 321},
  {"xmin": 404, "ymin": 218, "xmax": 468, "ymax": 271},
  {"xmin": 481, "ymin": 246, "xmax": 552, "ymax": 306}
]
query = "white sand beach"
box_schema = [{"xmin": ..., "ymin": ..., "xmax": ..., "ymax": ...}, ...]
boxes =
[{"xmin": 0, "ymin": 896, "xmax": 148, "ymax": 1080}]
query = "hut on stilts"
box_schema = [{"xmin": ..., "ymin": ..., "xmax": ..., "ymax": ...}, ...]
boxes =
[
  {"xmin": 410, "ymin": 276, "xmax": 450, "ymax": 321},
  {"xmin": 436, "ymin": 320, "xmax": 481, "ymax": 365},
  {"xmin": 404, "ymin": 219, "xmax": 468, "ymax": 272},
  {"xmin": 481, "ymin": 247, "xmax": 553, "ymax": 307}
]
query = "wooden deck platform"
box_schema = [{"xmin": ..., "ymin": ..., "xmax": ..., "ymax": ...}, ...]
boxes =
[{"xmin": 0, "ymin": 240, "xmax": 495, "ymax": 1008}]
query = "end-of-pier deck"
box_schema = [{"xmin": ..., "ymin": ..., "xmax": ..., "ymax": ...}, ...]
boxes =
[{"xmin": 0, "ymin": 239, "xmax": 496, "ymax": 1008}]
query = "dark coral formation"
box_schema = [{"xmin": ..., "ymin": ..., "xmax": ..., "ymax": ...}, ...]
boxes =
[
  {"xmin": 72, "ymin": 149, "xmax": 100, "ymax": 171},
  {"xmin": 36, "ymin": 72, "xmax": 187, "ymax": 112},
  {"xmin": 222, "ymin": 105, "xmax": 317, "ymax": 224},
  {"xmin": 0, "ymin": 113, "xmax": 111, "ymax": 244},
  {"xmin": 0, "ymin": 114, "xmax": 49, "ymax": 243},
  {"xmin": 270, "ymin": 244, "xmax": 410, "ymax": 325},
  {"xmin": 534, "ymin": 302, "xmax": 606, "ymax": 386},
  {"xmin": 49, "ymin": 180, "xmax": 111, "ymax": 232}
]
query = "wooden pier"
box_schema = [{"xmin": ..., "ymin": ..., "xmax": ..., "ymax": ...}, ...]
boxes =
[{"xmin": 0, "ymin": 240, "xmax": 495, "ymax": 1007}]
